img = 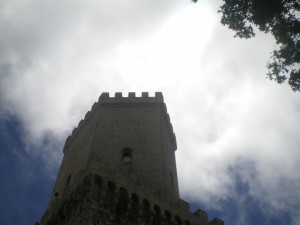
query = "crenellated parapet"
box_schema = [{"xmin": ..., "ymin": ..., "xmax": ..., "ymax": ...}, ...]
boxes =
[
  {"xmin": 98, "ymin": 92, "xmax": 164, "ymax": 103},
  {"xmin": 40, "ymin": 174, "xmax": 223, "ymax": 225},
  {"xmin": 64, "ymin": 92, "xmax": 177, "ymax": 154}
]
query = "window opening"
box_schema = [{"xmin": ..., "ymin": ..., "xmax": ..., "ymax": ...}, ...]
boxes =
[{"xmin": 122, "ymin": 148, "xmax": 132, "ymax": 162}]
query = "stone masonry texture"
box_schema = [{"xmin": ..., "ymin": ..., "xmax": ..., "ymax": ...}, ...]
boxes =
[{"xmin": 37, "ymin": 92, "xmax": 224, "ymax": 225}]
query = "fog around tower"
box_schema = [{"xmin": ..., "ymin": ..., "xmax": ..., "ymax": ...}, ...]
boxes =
[{"xmin": 0, "ymin": 1, "xmax": 300, "ymax": 225}]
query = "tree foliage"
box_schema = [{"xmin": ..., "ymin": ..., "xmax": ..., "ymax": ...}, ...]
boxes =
[{"xmin": 196, "ymin": 0, "xmax": 300, "ymax": 91}]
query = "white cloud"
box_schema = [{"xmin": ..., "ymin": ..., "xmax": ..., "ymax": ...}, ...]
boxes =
[
  {"xmin": 1, "ymin": 0, "xmax": 299, "ymax": 224},
  {"xmin": 0, "ymin": 0, "xmax": 185, "ymax": 143}
]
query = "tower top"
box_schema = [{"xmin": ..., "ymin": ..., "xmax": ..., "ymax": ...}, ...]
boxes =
[
  {"xmin": 98, "ymin": 92, "xmax": 164, "ymax": 103},
  {"xmin": 66, "ymin": 92, "xmax": 177, "ymax": 152}
]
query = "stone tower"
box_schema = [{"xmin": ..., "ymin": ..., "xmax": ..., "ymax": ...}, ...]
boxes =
[{"xmin": 38, "ymin": 92, "xmax": 224, "ymax": 225}]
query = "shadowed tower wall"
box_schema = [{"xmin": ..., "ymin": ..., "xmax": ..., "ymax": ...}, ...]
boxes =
[
  {"xmin": 39, "ymin": 92, "xmax": 224, "ymax": 225},
  {"xmin": 50, "ymin": 92, "xmax": 179, "ymax": 205}
]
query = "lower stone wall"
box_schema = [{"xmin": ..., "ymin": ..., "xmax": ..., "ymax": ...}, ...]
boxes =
[{"xmin": 38, "ymin": 174, "xmax": 224, "ymax": 225}]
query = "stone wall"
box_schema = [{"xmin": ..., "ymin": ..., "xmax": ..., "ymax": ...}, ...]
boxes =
[
  {"xmin": 39, "ymin": 174, "xmax": 224, "ymax": 225},
  {"xmin": 38, "ymin": 92, "xmax": 225, "ymax": 225},
  {"xmin": 50, "ymin": 92, "xmax": 180, "ymax": 209}
]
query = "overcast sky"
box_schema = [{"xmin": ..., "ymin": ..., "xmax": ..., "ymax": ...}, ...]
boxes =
[{"xmin": 0, "ymin": 1, "xmax": 300, "ymax": 225}]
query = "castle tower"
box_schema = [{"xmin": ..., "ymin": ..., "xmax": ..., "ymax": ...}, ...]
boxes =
[{"xmin": 38, "ymin": 92, "xmax": 224, "ymax": 225}]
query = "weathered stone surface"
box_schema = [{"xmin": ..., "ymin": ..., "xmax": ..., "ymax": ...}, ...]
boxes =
[{"xmin": 38, "ymin": 93, "xmax": 224, "ymax": 225}]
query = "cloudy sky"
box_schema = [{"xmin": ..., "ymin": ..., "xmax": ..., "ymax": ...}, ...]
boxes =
[{"xmin": 1, "ymin": 0, "xmax": 299, "ymax": 225}]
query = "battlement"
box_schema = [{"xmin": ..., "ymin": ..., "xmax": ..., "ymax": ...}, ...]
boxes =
[
  {"xmin": 64, "ymin": 92, "xmax": 177, "ymax": 154},
  {"xmin": 98, "ymin": 92, "xmax": 164, "ymax": 103}
]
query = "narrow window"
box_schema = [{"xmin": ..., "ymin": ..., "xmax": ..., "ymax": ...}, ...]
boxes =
[{"xmin": 122, "ymin": 148, "xmax": 132, "ymax": 162}]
